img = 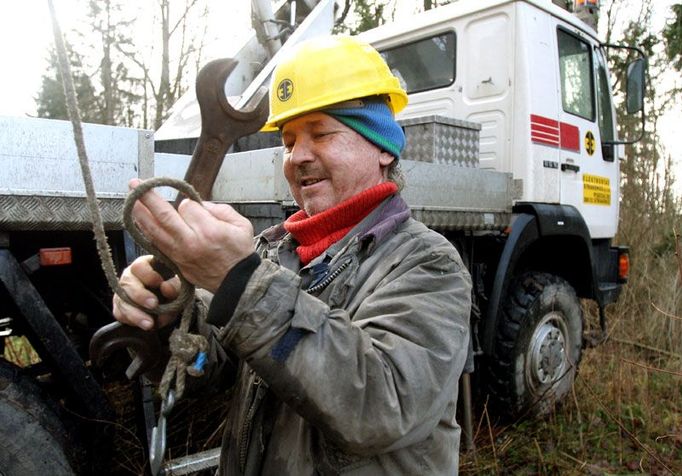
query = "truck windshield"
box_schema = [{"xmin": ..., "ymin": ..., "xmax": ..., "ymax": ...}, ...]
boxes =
[{"xmin": 379, "ymin": 32, "xmax": 456, "ymax": 94}]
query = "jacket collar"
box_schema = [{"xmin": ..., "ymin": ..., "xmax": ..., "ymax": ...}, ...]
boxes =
[
  {"xmin": 356, "ymin": 193, "xmax": 411, "ymax": 245},
  {"xmin": 259, "ymin": 193, "xmax": 411, "ymax": 261}
]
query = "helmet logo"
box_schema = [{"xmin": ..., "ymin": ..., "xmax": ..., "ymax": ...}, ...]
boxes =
[{"xmin": 277, "ymin": 79, "xmax": 294, "ymax": 102}]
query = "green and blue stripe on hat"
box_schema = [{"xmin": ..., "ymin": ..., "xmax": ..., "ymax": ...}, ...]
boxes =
[{"xmin": 323, "ymin": 96, "xmax": 406, "ymax": 159}]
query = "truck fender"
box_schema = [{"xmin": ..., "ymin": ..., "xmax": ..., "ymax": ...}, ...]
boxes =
[
  {"xmin": 481, "ymin": 213, "xmax": 538, "ymax": 354},
  {"xmin": 481, "ymin": 203, "xmax": 597, "ymax": 355}
]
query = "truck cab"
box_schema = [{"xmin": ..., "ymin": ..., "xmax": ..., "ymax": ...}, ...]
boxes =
[
  {"xmin": 355, "ymin": 0, "xmax": 642, "ymax": 421},
  {"xmin": 362, "ymin": 0, "xmax": 620, "ymax": 238}
]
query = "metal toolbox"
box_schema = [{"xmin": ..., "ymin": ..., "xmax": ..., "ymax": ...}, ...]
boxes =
[{"xmin": 399, "ymin": 115, "xmax": 481, "ymax": 168}]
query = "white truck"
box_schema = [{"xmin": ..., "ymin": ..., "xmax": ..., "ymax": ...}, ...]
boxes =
[{"xmin": 0, "ymin": 0, "xmax": 644, "ymax": 474}]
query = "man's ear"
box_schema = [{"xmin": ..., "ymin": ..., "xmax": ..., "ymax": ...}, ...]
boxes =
[{"xmin": 379, "ymin": 151, "xmax": 395, "ymax": 167}]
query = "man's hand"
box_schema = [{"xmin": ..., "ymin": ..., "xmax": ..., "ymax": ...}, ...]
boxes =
[
  {"xmin": 128, "ymin": 178, "xmax": 255, "ymax": 293},
  {"xmin": 113, "ymin": 255, "xmax": 181, "ymax": 330}
]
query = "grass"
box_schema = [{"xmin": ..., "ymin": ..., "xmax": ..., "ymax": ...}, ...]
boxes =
[{"xmin": 461, "ymin": 339, "xmax": 682, "ymax": 475}]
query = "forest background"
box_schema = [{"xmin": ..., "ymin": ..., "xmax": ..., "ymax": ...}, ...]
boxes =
[{"xmin": 1, "ymin": 0, "xmax": 681, "ymax": 473}]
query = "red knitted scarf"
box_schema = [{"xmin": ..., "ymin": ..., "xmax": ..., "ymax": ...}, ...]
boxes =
[{"xmin": 284, "ymin": 182, "xmax": 398, "ymax": 265}]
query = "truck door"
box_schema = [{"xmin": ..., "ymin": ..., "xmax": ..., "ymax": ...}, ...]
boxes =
[{"xmin": 556, "ymin": 27, "xmax": 618, "ymax": 239}]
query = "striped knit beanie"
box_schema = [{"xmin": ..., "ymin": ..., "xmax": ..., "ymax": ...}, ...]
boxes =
[{"xmin": 323, "ymin": 97, "xmax": 406, "ymax": 159}]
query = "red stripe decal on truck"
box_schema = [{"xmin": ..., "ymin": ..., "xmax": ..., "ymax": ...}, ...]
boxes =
[
  {"xmin": 531, "ymin": 114, "xmax": 559, "ymax": 147},
  {"xmin": 530, "ymin": 114, "xmax": 580, "ymax": 152},
  {"xmin": 559, "ymin": 122, "xmax": 580, "ymax": 151},
  {"xmin": 530, "ymin": 114, "xmax": 559, "ymax": 128}
]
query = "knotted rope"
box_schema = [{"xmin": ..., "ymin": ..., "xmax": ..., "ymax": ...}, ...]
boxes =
[
  {"xmin": 49, "ymin": 0, "xmax": 207, "ymax": 400},
  {"xmin": 123, "ymin": 179, "xmax": 210, "ymax": 400}
]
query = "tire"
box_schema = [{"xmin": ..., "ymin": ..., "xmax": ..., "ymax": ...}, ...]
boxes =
[
  {"xmin": 487, "ymin": 272, "xmax": 583, "ymax": 419},
  {"xmin": 0, "ymin": 361, "xmax": 77, "ymax": 476}
]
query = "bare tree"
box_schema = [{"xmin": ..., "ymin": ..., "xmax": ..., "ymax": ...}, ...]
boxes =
[
  {"xmin": 661, "ymin": 3, "xmax": 682, "ymax": 115},
  {"xmin": 600, "ymin": 0, "xmax": 682, "ymax": 359},
  {"xmin": 87, "ymin": 0, "xmax": 140, "ymax": 126},
  {"xmin": 335, "ymin": 0, "xmax": 457, "ymax": 32},
  {"xmin": 153, "ymin": 0, "xmax": 208, "ymax": 129},
  {"xmin": 116, "ymin": 0, "xmax": 209, "ymax": 129}
]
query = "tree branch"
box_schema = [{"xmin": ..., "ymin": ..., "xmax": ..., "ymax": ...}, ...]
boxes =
[
  {"xmin": 335, "ymin": 0, "xmax": 352, "ymax": 28},
  {"xmin": 170, "ymin": 0, "xmax": 200, "ymax": 36},
  {"xmin": 622, "ymin": 358, "xmax": 682, "ymax": 378}
]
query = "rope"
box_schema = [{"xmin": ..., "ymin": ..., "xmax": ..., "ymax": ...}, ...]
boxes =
[
  {"xmin": 158, "ymin": 306, "xmax": 210, "ymax": 399},
  {"xmin": 48, "ymin": 0, "xmax": 207, "ymax": 400},
  {"xmin": 122, "ymin": 177, "xmax": 199, "ymax": 317}
]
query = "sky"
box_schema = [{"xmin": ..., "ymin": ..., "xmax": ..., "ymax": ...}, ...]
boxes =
[
  {"xmin": 0, "ymin": 1, "xmax": 252, "ymax": 116},
  {"xmin": 0, "ymin": 0, "xmax": 679, "ymax": 183}
]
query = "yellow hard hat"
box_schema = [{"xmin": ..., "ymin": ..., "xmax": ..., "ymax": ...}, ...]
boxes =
[{"xmin": 262, "ymin": 35, "xmax": 408, "ymax": 131}]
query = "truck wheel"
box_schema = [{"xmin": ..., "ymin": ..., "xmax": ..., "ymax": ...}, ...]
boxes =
[
  {"xmin": 488, "ymin": 272, "xmax": 582, "ymax": 418},
  {"xmin": 0, "ymin": 361, "xmax": 77, "ymax": 476}
]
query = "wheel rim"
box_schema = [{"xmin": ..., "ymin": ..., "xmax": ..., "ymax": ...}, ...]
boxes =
[{"xmin": 527, "ymin": 311, "xmax": 570, "ymax": 388}]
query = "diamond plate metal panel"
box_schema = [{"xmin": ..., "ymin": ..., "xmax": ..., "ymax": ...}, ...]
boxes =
[
  {"xmin": 412, "ymin": 209, "xmax": 511, "ymax": 231},
  {"xmin": 0, "ymin": 195, "xmax": 125, "ymax": 231},
  {"xmin": 399, "ymin": 115, "xmax": 481, "ymax": 167}
]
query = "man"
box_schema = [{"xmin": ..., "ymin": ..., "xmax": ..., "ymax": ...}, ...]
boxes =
[{"xmin": 114, "ymin": 36, "xmax": 471, "ymax": 475}]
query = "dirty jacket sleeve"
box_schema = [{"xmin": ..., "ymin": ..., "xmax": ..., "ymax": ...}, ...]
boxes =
[{"xmin": 200, "ymin": 224, "xmax": 471, "ymax": 455}]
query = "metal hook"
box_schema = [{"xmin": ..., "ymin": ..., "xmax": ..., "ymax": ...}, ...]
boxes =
[{"xmin": 149, "ymin": 389, "xmax": 176, "ymax": 476}]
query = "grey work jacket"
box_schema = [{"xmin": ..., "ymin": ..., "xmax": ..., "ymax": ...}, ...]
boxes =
[{"xmin": 193, "ymin": 194, "xmax": 471, "ymax": 475}]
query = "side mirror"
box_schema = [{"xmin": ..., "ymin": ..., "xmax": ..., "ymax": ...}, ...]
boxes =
[{"xmin": 626, "ymin": 58, "xmax": 646, "ymax": 114}]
